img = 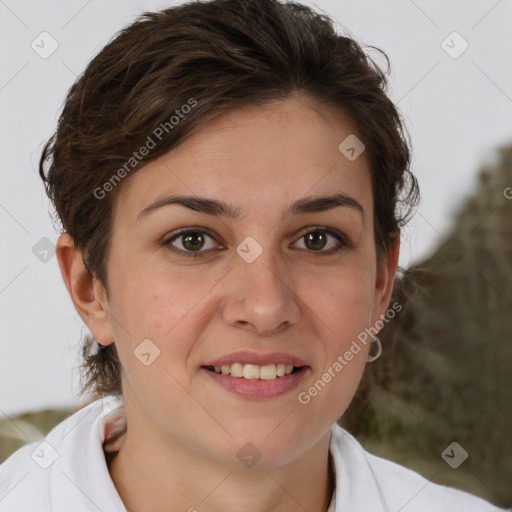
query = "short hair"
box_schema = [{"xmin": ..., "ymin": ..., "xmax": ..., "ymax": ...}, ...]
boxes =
[{"xmin": 39, "ymin": 0, "xmax": 419, "ymax": 401}]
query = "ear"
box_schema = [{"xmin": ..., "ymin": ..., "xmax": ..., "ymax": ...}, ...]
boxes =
[
  {"xmin": 56, "ymin": 233, "xmax": 114, "ymax": 346},
  {"xmin": 371, "ymin": 234, "xmax": 400, "ymax": 325}
]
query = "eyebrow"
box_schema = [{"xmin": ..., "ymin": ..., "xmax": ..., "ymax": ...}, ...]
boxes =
[{"xmin": 136, "ymin": 192, "xmax": 365, "ymax": 224}]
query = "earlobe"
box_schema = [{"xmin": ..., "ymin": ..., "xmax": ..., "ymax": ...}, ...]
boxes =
[{"xmin": 55, "ymin": 233, "xmax": 114, "ymax": 346}]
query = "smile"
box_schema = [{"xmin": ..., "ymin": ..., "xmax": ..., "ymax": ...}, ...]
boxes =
[
  {"xmin": 205, "ymin": 363, "xmax": 301, "ymax": 380},
  {"xmin": 201, "ymin": 364, "xmax": 309, "ymax": 399}
]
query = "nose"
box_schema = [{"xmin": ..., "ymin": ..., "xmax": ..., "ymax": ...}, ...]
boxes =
[{"xmin": 221, "ymin": 245, "xmax": 301, "ymax": 336}]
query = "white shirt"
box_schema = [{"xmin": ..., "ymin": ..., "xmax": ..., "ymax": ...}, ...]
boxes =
[{"xmin": 0, "ymin": 395, "xmax": 506, "ymax": 511}]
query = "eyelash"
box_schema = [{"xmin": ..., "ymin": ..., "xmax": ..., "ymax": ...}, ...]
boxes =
[{"xmin": 161, "ymin": 226, "xmax": 351, "ymax": 259}]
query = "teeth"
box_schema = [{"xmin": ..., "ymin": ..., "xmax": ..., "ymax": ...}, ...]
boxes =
[
  {"xmin": 259, "ymin": 364, "xmax": 277, "ymax": 380},
  {"xmin": 209, "ymin": 363, "xmax": 298, "ymax": 379},
  {"xmin": 243, "ymin": 364, "xmax": 260, "ymax": 379},
  {"xmin": 231, "ymin": 363, "xmax": 244, "ymax": 377}
]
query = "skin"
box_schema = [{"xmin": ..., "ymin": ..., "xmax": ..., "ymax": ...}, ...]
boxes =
[{"xmin": 57, "ymin": 92, "xmax": 399, "ymax": 512}]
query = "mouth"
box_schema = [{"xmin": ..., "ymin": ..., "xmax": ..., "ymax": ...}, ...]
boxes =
[
  {"xmin": 201, "ymin": 362, "xmax": 309, "ymax": 399},
  {"xmin": 203, "ymin": 363, "xmax": 304, "ymax": 380},
  {"xmin": 201, "ymin": 351, "xmax": 310, "ymax": 399}
]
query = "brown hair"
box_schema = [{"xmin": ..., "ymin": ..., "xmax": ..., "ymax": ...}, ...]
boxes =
[{"xmin": 39, "ymin": 0, "xmax": 419, "ymax": 402}]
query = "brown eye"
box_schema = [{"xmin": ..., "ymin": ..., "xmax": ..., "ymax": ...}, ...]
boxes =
[
  {"xmin": 294, "ymin": 228, "xmax": 347, "ymax": 253},
  {"xmin": 163, "ymin": 229, "xmax": 220, "ymax": 257},
  {"xmin": 181, "ymin": 231, "xmax": 206, "ymax": 251},
  {"xmin": 304, "ymin": 231, "xmax": 328, "ymax": 251}
]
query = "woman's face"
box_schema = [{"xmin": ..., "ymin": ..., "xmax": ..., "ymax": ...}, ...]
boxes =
[{"xmin": 88, "ymin": 94, "xmax": 398, "ymax": 466}]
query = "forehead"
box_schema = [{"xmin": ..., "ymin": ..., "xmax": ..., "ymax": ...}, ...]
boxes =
[{"xmin": 112, "ymin": 95, "xmax": 372, "ymax": 224}]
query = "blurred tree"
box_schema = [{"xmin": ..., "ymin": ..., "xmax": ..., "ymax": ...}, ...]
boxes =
[{"xmin": 342, "ymin": 142, "xmax": 512, "ymax": 507}]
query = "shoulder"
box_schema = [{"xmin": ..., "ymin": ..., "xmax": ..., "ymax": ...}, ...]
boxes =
[
  {"xmin": 329, "ymin": 423, "xmax": 507, "ymax": 512},
  {"xmin": 0, "ymin": 395, "xmax": 123, "ymax": 512}
]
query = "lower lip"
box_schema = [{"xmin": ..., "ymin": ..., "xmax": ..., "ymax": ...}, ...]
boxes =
[{"xmin": 201, "ymin": 367, "xmax": 309, "ymax": 399}]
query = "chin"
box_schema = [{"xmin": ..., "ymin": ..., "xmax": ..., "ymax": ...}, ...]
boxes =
[{"xmin": 209, "ymin": 427, "xmax": 308, "ymax": 468}]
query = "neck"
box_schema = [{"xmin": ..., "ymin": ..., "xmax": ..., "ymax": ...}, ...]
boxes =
[{"xmin": 107, "ymin": 405, "xmax": 334, "ymax": 512}]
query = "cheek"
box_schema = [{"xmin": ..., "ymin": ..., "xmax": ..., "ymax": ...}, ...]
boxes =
[
  {"xmin": 125, "ymin": 285, "xmax": 205, "ymax": 338},
  {"xmin": 106, "ymin": 258, "xmax": 216, "ymax": 364},
  {"xmin": 107, "ymin": 274, "xmax": 212, "ymax": 418},
  {"xmin": 298, "ymin": 255, "xmax": 374, "ymax": 402},
  {"xmin": 295, "ymin": 270, "xmax": 373, "ymax": 427},
  {"xmin": 305, "ymin": 258, "xmax": 375, "ymax": 335}
]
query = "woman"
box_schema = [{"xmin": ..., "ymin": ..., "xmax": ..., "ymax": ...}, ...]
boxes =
[{"xmin": 0, "ymin": 0, "xmax": 505, "ymax": 510}]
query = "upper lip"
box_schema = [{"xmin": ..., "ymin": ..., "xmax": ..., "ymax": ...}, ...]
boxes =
[{"xmin": 203, "ymin": 350, "xmax": 309, "ymax": 368}]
